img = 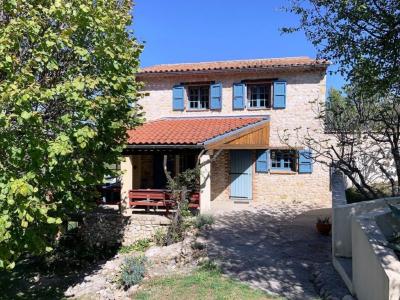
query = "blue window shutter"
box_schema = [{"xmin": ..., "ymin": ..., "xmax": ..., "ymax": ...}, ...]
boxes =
[
  {"xmin": 273, "ymin": 80, "xmax": 286, "ymax": 109},
  {"xmin": 172, "ymin": 85, "xmax": 184, "ymax": 111},
  {"xmin": 298, "ymin": 149, "xmax": 312, "ymax": 173},
  {"xmin": 256, "ymin": 150, "xmax": 270, "ymax": 173},
  {"xmin": 210, "ymin": 83, "xmax": 222, "ymax": 110},
  {"xmin": 233, "ymin": 83, "xmax": 245, "ymax": 109}
]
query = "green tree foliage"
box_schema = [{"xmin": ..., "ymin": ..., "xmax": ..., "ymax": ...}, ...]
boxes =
[
  {"xmin": 0, "ymin": 0, "xmax": 143, "ymax": 268},
  {"xmin": 283, "ymin": 1, "xmax": 400, "ymax": 200},
  {"xmin": 284, "ymin": 0, "xmax": 400, "ymax": 96}
]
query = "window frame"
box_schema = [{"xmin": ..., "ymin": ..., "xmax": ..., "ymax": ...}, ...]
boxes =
[
  {"xmin": 246, "ymin": 83, "xmax": 272, "ymax": 109},
  {"xmin": 270, "ymin": 150, "xmax": 297, "ymax": 171},
  {"xmin": 187, "ymin": 85, "xmax": 210, "ymax": 110}
]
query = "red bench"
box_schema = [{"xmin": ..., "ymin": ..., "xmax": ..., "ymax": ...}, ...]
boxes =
[{"xmin": 128, "ymin": 189, "xmax": 200, "ymax": 212}]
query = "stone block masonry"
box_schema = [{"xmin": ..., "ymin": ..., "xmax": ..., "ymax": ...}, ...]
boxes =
[{"xmin": 79, "ymin": 209, "xmax": 171, "ymax": 247}]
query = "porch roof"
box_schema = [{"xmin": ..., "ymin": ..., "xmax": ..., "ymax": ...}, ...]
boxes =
[{"xmin": 126, "ymin": 116, "xmax": 270, "ymax": 150}]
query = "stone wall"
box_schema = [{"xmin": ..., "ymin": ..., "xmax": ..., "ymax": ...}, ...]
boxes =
[
  {"xmin": 126, "ymin": 68, "xmax": 331, "ymax": 211},
  {"xmin": 79, "ymin": 209, "xmax": 171, "ymax": 247},
  {"xmin": 209, "ymin": 150, "xmax": 331, "ymax": 212},
  {"xmin": 136, "ymin": 69, "xmax": 327, "ymax": 148}
]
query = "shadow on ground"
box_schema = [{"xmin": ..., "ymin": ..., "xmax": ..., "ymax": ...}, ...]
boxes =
[
  {"xmin": 203, "ymin": 208, "xmax": 334, "ymax": 300},
  {"xmin": 0, "ymin": 206, "xmax": 127, "ymax": 300}
]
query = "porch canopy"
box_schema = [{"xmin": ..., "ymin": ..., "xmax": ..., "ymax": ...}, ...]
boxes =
[
  {"xmin": 122, "ymin": 116, "xmax": 270, "ymax": 213},
  {"xmin": 125, "ymin": 115, "xmax": 270, "ymax": 152}
]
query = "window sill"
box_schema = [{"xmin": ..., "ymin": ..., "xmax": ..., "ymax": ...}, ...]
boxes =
[
  {"xmin": 270, "ymin": 170, "xmax": 297, "ymax": 175},
  {"xmin": 246, "ymin": 107, "xmax": 272, "ymax": 111},
  {"xmin": 186, "ymin": 109, "xmax": 209, "ymax": 112}
]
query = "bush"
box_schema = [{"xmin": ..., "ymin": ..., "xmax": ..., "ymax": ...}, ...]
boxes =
[
  {"xmin": 191, "ymin": 241, "xmax": 205, "ymax": 250},
  {"xmin": 194, "ymin": 214, "xmax": 214, "ymax": 229},
  {"xmin": 120, "ymin": 256, "xmax": 146, "ymax": 288},
  {"xmin": 153, "ymin": 228, "xmax": 167, "ymax": 246},
  {"xmin": 119, "ymin": 239, "xmax": 152, "ymax": 254},
  {"xmin": 198, "ymin": 259, "xmax": 220, "ymax": 273}
]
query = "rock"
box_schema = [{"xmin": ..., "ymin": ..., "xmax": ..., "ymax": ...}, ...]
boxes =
[
  {"xmin": 342, "ymin": 295, "xmax": 354, "ymax": 300},
  {"xmin": 145, "ymin": 243, "xmax": 183, "ymax": 264},
  {"xmin": 98, "ymin": 288, "xmax": 115, "ymax": 300},
  {"xmin": 127, "ymin": 285, "xmax": 139, "ymax": 296}
]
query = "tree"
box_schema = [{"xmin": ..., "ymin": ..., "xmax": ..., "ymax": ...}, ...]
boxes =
[
  {"xmin": 283, "ymin": 88, "xmax": 399, "ymax": 200},
  {"xmin": 283, "ymin": 0, "xmax": 400, "ymax": 199},
  {"xmin": 284, "ymin": 0, "xmax": 400, "ymax": 97},
  {"xmin": 0, "ymin": 0, "xmax": 143, "ymax": 269}
]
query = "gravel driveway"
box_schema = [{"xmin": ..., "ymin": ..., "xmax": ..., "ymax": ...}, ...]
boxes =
[{"xmin": 203, "ymin": 204, "xmax": 350, "ymax": 299}]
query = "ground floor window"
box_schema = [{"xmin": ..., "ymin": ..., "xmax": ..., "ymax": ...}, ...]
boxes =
[{"xmin": 270, "ymin": 150, "xmax": 297, "ymax": 171}]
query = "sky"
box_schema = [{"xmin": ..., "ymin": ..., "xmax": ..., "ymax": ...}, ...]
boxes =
[{"xmin": 132, "ymin": 0, "xmax": 345, "ymax": 91}]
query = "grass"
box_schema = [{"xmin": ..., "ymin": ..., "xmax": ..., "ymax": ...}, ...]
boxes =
[
  {"xmin": 133, "ymin": 268, "xmax": 282, "ymax": 300},
  {"xmin": 119, "ymin": 239, "xmax": 152, "ymax": 254}
]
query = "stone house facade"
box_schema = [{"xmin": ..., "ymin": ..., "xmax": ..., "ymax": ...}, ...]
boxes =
[{"xmin": 121, "ymin": 57, "xmax": 331, "ymax": 213}]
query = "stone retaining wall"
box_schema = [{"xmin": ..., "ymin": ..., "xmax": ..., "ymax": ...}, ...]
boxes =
[{"xmin": 79, "ymin": 209, "xmax": 171, "ymax": 247}]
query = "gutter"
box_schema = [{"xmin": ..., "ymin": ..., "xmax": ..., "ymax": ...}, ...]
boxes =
[
  {"xmin": 136, "ymin": 64, "xmax": 329, "ymax": 78},
  {"xmin": 125, "ymin": 144, "xmax": 204, "ymax": 150}
]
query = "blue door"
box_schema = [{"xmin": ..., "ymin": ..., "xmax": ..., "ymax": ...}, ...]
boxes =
[{"xmin": 230, "ymin": 150, "xmax": 252, "ymax": 199}]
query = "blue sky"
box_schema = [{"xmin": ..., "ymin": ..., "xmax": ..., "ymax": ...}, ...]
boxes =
[{"xmin": 132, "ymin": 0, "xmax": 345, "ymax": 91}]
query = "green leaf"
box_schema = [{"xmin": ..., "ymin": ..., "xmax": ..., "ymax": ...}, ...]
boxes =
[
  {"xmin": 26, "ymin": 214, "xmax": 34, "ymax": 222},
  {"xmin": 47, "ymin": 60, "xmax": 59, "ymax": 71},
  {"xmin": 21, "ymin": 111, "xmax": 31, "ymax": 120},
  {"xmin": 7, "ymin": 262, "xmax": 15, "ymax": 270},
  {"xmin": 45, "ymin": 40, "xmax": 56, "ymax": 47},
  {"xmin": 47, "ymin": 217, "xmax": 56, "ymax": 224}
]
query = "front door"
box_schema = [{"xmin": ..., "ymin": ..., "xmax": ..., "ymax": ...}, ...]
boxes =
[{"xmin": 230, "ymin": 150, "xmax": 252, "ymax": 200}]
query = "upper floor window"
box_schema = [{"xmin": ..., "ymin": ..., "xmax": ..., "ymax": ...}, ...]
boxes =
[
  {"xmin": 271, "ymin": 150, "xmax": 296, "ymax": 171},
  {"xmin": 188, "ymin": 86, "xmax": 209, "ymax": 110},
  {"xmin": 247, "ymin": 83, "xmax": 271, "ymax": 108}
]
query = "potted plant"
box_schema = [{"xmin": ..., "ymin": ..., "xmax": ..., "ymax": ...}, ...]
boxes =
[{"xmin": 316, "ymin": 216, "xmax": 331, "ymax": 236}]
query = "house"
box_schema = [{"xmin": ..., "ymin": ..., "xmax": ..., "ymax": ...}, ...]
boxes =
[{"xmin": 120, "ymin": 57, "xmax": 331, "ymax": 213}]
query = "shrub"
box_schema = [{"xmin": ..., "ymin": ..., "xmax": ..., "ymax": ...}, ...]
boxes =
[
  {"xmin": 194, "ymin": 214, "xmax": 214, "ymax": 229},
  {"xmin": 119, "ymin": 239, "xmax": 152, "ymax": 254},
  {"xmin": 120, "ymin": 256, "xmax": 146, "ymax": 288},
  {"xmin": 153, "ymin": 228, "xmax": 167, "ymax": 246},
  {"xmin": 199, "ymin": 259, "xmax": 220, "ymax": 273},
  {"xmin": 191, "ymin": 241, "xmax": 205, "ymax": 250}
]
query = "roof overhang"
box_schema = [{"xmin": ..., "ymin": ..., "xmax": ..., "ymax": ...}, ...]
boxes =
[
  {"xmin": 124, "ymin": 116, "xmax": 270, "ymax": 153},
  {"xmin": 136, "ymin": 65, "xmax": 328, "ymax": 79},
  {"xmin": 202, "ymin": 119, "xmax": 269, "ymax": 150}
]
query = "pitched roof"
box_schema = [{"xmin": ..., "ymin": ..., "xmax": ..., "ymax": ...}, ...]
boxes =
[
  {"xmin": 138, "ymin": 56, "xmax": 328, "ymax": 75},
  {"xmin": 127, "ymin": 116, "xmax": 268, "ymax": 146}
]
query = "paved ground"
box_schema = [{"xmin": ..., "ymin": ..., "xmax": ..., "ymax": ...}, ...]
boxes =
[{"xmin": 203, "ymin": 205, "xmax": 350, "ymax": 300}]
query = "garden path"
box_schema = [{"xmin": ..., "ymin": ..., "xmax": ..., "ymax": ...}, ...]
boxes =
[{"xmin": 203, "ymin": 203, "xmax": 350, "ymax": 300}]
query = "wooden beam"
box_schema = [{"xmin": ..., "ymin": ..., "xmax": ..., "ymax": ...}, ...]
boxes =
[{"xmin": 206, "ymin": 122, "xmax": 270, "ymax": 150}]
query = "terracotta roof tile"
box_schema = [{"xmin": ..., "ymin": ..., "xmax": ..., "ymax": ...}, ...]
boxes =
[
  {"xmin": 127, "ymin": 116, "xmax": 267, "ymax": 145},
  {"xmin": 139, "ymin": 56, "xmax": 328, "ymax": 74}
]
